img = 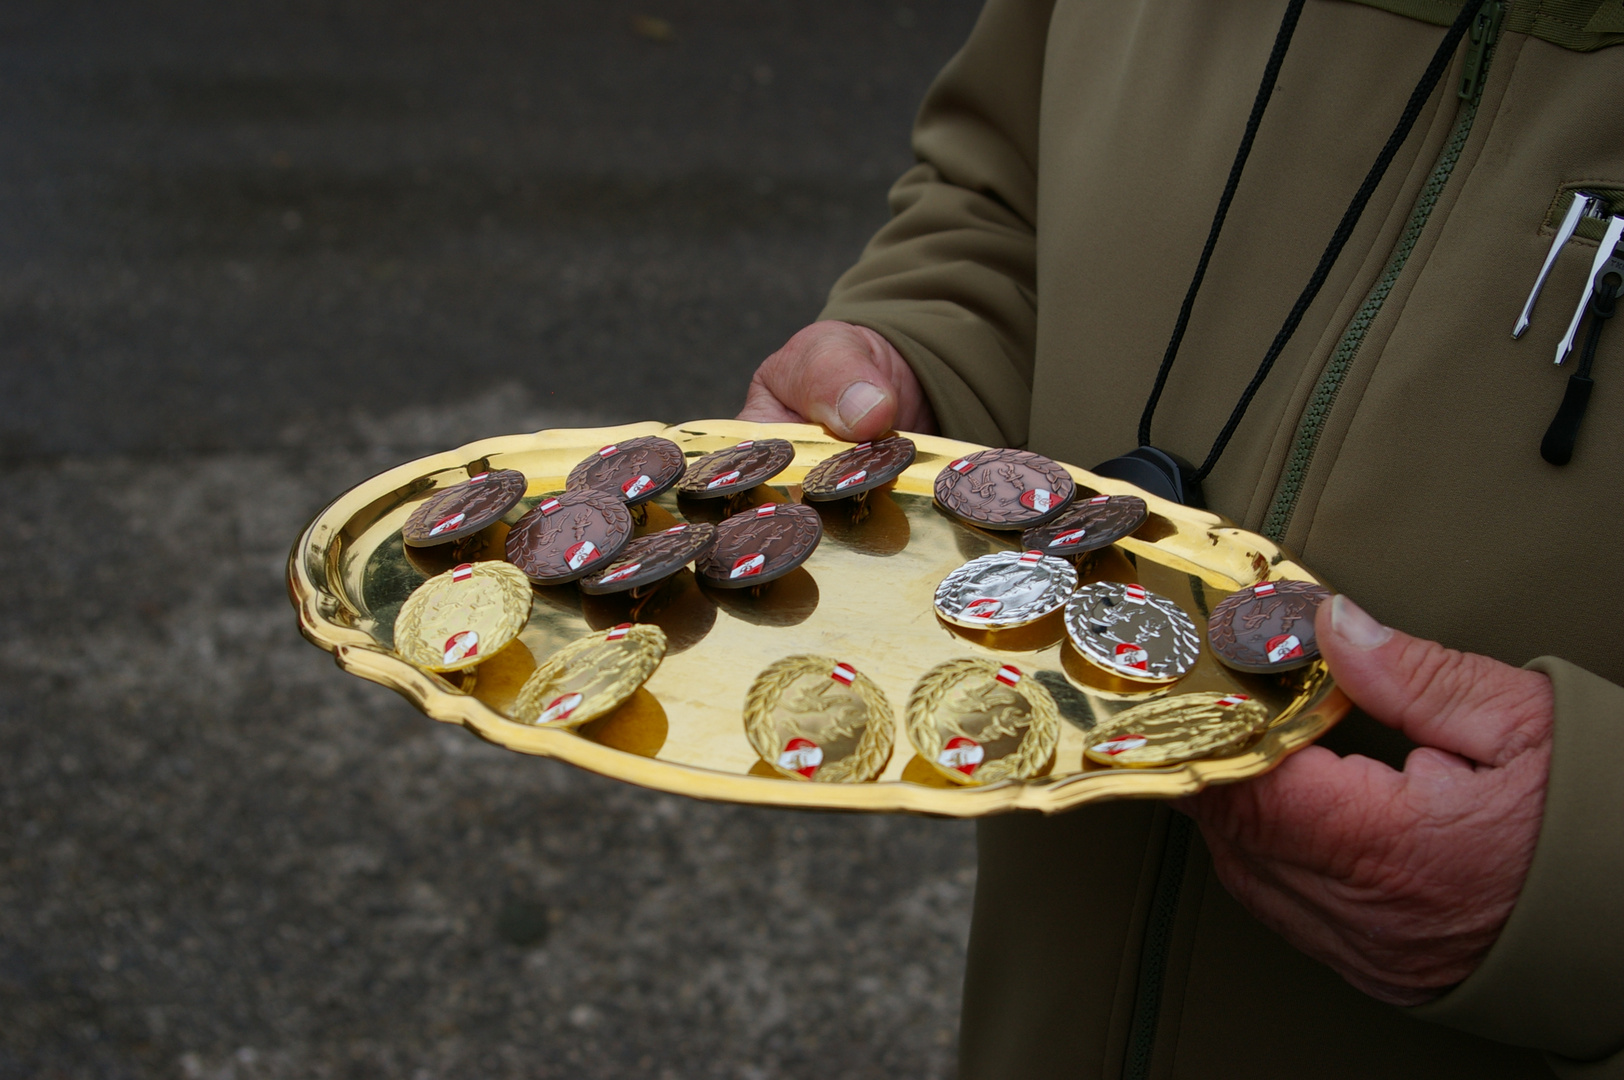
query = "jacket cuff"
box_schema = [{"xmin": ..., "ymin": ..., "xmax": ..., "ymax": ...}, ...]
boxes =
[{"xmin": 1408, "ymin": 657, "xmax": 1624, "ymax": 1066}]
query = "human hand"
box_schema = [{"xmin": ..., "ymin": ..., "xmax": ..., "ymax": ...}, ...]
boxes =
[
  {"xmin": 738, "ymin": 321, "xmax": 937, "ymax": 440},
  {"xmin": 1180, "ymin": 595, "xmax": 1553, "ymax": 1006}
]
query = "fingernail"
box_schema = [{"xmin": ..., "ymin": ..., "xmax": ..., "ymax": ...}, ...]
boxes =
[
  {"xmin": 836, "ymin": 381, "xmax": 887, "ymax": 432},
  {"xmin": 1330, "ymin": 594, "xmax": 1393, "ymax": 651}
]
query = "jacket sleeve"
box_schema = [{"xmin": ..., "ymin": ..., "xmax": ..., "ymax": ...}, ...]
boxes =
[
  {"xmin": 817, "ymin": 0, "xmax": 1056, "ymax": 448},
  {"xmin": 1408, "ymin": 656, "xmax": 1624, "ymax": 1075}
]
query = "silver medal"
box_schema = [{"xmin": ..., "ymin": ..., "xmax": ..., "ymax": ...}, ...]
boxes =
[
  {"xmin": 934, "ymin": 550, "xmax": 1078, "ymax": 629},
  {"xmin": 1064, "ymin": 581, "xmax": 1200, "ymax": 682}
]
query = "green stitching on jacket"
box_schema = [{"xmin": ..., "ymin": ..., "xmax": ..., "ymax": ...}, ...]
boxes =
[
  {"xmin": 1261, "ymin": 53, "xmax": 1494, "ymax": 544},
  {"xmin": 1347, "ymin": 0, "xmax": 1624, "ymax": 49}
]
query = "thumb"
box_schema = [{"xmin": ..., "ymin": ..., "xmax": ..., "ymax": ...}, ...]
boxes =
[
  {"xmin": 747, "ymin": 322, "xmax": 904, "ymax": 441},
  {"xmin": 1316, "ymin": 595, "xmax": 1551, "ymax": 767}
]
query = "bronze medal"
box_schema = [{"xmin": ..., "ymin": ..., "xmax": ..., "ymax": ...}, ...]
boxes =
[
  {"xmin": 393, "ymin": 561, "xmax": 533, "ymax": 672},
  {"xmin": 743, "ymin": 656, "xmax": 895, "ymax": 782},
  {"xmin": 800, "ymin": 436, "xmax": 916, "ymax": 501},
  {"xmin": 905, "ymin": 659, "xmax": 1060, "ymax": 786},
  {"xmin": 1207, "ymin": 580, "xmax": 1332, "ymax": 674},
  {"xmin": 676, "ymin": 438, "xmax": 795, "ymax": 499},
  {"xmin": 504, "ymin": 489, "xmax": 633, "ymax": 585},
  {"xmin": 1064, "ymin": 581, "xmax": 1201, "ymax": 683},
  {"xmin": 577, "ymin": 522, "xmax": 718, "ymax": 595},
  {"xmin": 401, "ymin": 469, "xmax": 528, "ymax": 547},
  {"xmin": 933, "ymin": 448, "xmax": 1076, "ymax": 530},
  {"xmin": 511, "ymin": 622, "xmax": 667, "ymax": 727},
  {"xmin": 694, "ymin": 502, "xmax": 822, "ymax": 588},
  {"xmin": 566, "ymin": 436, "xmax": 686, "ymax": 505},
  {"xmin": 1021, "ymin": 494, "xmax": 1147, "ymax": 555},
  {"xmin": 1084, "ymin": 692, "xmax": 1270, "ymax": 767}
]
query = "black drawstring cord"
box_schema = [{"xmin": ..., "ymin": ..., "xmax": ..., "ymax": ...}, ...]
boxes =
[
  {"xmin": 1137, "ymin": 0, "xmax": 1306, "ymax": 449},
  {"xmin": 1541, "ymin": 273, "xmax": 1621, "ymax": 466},
  {"xmin": 1138, "ymin": 0, "xmax": 1488, "ymax": 484}
]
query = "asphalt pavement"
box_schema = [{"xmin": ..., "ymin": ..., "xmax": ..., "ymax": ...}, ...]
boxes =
[{"xmin": 0, "ymin": 2, "xmax": 985, "ymax": 1076}]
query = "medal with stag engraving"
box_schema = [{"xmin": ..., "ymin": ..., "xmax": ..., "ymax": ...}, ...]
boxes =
[
  {"xmin": 744, "ymin": 656, "xmax": 895, "ymax": 783},
  {"xmin": 1021, "ymin": 494, "xmax": 1147, "ymax": 556},
  {"xmin": 800, "ymin": 436, "xmax": 916, "ymax": 501},
  {"xmin": 904, "ymin": 659, "xmax": 1059, "ymax": 786},
  {"xmin": 676, "ymin": 439, "xmax": 795, "ymax": 499},
  {"xmin": 578, "ymin": 522, "xmax": 718, "ymax": 595},
  {"xmin": 1207, "ymin": 580, "xmax": 1331, "ymax": 674},
  {"xmin": 1063, "ymin": 581, "xmax": 1200, "ymax": 684},
  {"xmin": 933, "ymin": 550, "xmax": 1077, "ymax": 629},
  {"xmin": 566, "ymin": 436, "xmax": 686, "ymax": 505},
  {"xmin": 511, "ymin": 623, "xmax": 667, "ymax": 727},
  {"xmin": 1084, "ymin": 692, "xmax": 1270, "ymax": 767},
  {"xmin": 694, "ymin": 502, "xmax": 822, "ymax": 588},
  {"xmin": 393, "ymin": 561, "xmax": 533, "ymax": 672},
  {"xmin": 505, "ymin": 490, "xmax": 633, "ymax": 585},
  {"xmin": 934, "ymin": 448, "xmax": 1075, "ymax": 529},
  {"xmin": 401, "ymin": 469, "xmax": 528, "ymax": 547}
]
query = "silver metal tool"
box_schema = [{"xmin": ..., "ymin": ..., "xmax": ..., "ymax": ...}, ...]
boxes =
[
  {"xmin": 1514, "ymin": 193, "xmax": 1593, "ymax": 338},
  {"xmin": 1556, "ymin": 214, "xmax": 1624, "ymax": 364}
]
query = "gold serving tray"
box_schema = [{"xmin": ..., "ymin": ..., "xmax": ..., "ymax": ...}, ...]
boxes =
[{"xmin": 288, "ymin": 420, "xmax": 1348, "ymax": 816}]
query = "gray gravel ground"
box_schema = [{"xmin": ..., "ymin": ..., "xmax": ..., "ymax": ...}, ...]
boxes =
[{"xmin": 1, "ymin": 2, "xmax": 984, "ymax": 1077}]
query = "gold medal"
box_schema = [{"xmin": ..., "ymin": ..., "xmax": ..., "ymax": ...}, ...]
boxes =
[
  {"xmin": 742, "ymin": 656, "xmax": 894, "ymax": 783},
  {"xmin": 905, "ymin": 659, "xmax": 1059, "ymax": 785},
  {"xmin": 512, "ymin": 623, "xmax": 667, "ymax": 728},
  {"xmin": 1084, "ymin": 692, "xmax": 1270, "ymax": 768},
  {"xmin": 393, "ymin": 561, "xmax": 533, "ymax": 672}
]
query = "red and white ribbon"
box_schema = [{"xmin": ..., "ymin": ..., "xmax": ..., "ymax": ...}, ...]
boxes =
[
  {"xmin": 428, "ymin": 512, "xmax": 466, "ymax": 536},
  {"xmin": 1049, "ymin": 527, "xmax": 1087, "ymax": 548},
  {"xmin": 938, "ymin": 736, "xmax": 984, "ymax": 774},
  {"xmin": 537, "ymin": 497, "xmax": 563, "ymax": 515},
  {"xmin": 597, "ymin": 444, "xmax": 619, "ymax": 458},
  {"xmin": 994, "ymin": 664, "xmax": 1021, "ymax": 687},
  {"xmin": 1253, "ymin": 582, "xmax": 1277, "ymax": 596},
  {"xmin": 1092, "ymin": 734, "xmax": 1148, "ymax": 756},
  {"xmin": 599, "ymin": 562, "xmax": 643, "ymax": 584},
  {"xmin": 730, "ymin": 553, "xmax": 765, "ymax": 579},
  {"xmin": 451, "ymin": 563, "xmax": 474, "ymax": 582},
  {"xmin": 606, "ymin": 623, "xmax": 633, "ymax": 641},
  {"xmin": 1123, "ymin": 584, "xmax": 1148, "ymax": 604},
  {"xmin": 1216, "ymin": 694, "xmax": 1251, "ymax": 708},
  {"xmin": 706, "ymin": 470, "xmax": 742, "ymax": 489},
  {"xmin": 829, "ymin": 663, "xmax": 856, "ymax": 686},
  {"xmin": 537, "ymin": 692, "xmax": 583, "ymax": 724},
  {"xmin": 754, "ymin": 504, "xmax": 778, "ymax": 517},
  {"xmin": 779, "ymin": 737, "xmax": 823, "ymax": 777},
  {"xmin": 1019, "ymin": 550, "xmax": 1043, "ymax": 565},
  {"xmin": 834, "ymin": 469, "xmax": 867, "ymax": 490},
  {"xmin": 948, "ymin": 458, "xmax": 974, "ymax": 474},
  {"xmin": 565, "ymin": 540, "xmax": 599, "ymax": 570},
  {"xmin": 442, "ymin": 630, "xmax": 479, "ymax": 665},
  {"xmin": 621, "ymin": 474, "xmax": 654, "ymax": 499}
]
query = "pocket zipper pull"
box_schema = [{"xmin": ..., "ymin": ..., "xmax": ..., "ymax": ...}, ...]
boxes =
[{"xmin": 1514, "ymin": 192, "xmax": 1593, "ymax": 338}]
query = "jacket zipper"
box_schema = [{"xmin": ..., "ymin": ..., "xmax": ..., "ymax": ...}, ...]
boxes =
[
  {"xmin": 1261, "ymin": 3, "xmax": 1505, "ymax": 544},
  {"xmin": 1121, "ymin": 14, "xmax": 1508, "ymax": 1080}
]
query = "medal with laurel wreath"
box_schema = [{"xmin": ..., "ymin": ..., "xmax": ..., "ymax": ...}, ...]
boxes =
[
  {"xmin": 1207, "ymin": 579, "xmax": 1331, "ymax": 674},
  {"xmin": 905, "ymin": 659, "xmax": 1059, "ymax": 785},
  {"xmin": 743, "ymin": 656, "xmax": 895, "ymax": 782},
  {"xmin": 1084, "ymin": 691, "xmax": 1270, "ymax": 767},
  {"xmin": 511, "ymin": 623, "xmax": 667, "ymax": 727},
  {"xmin": 393, "ymin": 561, "xmax": 533, "ymax": 672}
]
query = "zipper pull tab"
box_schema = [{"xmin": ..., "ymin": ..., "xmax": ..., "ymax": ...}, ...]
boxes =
[
  {"xmin": 1515, "ymin": 193, "xmax": 1595, "ymax": 338},
  {"xmin": 1458, "ymin": 0, "xmax": 1505, "ymax": 103}
]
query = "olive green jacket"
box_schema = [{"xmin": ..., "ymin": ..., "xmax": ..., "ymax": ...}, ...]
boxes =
[{"xmin": 817, "ymin": 1, "xmax": 1624, "ymax": 1076}]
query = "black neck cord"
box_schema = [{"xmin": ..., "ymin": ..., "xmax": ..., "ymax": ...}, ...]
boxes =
[{"xmin": 1137, "ymin": 0, "xmax": 1488, "ymax": 484}]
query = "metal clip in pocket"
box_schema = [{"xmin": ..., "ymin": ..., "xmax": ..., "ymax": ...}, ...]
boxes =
[
  {"xmin": 1555, "ymin": 214, "xmax": 1624, "ymax": 364},
  {"xmin": 1514, "ymin": 193, "xmax": 1594, "ymax": 338}
]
